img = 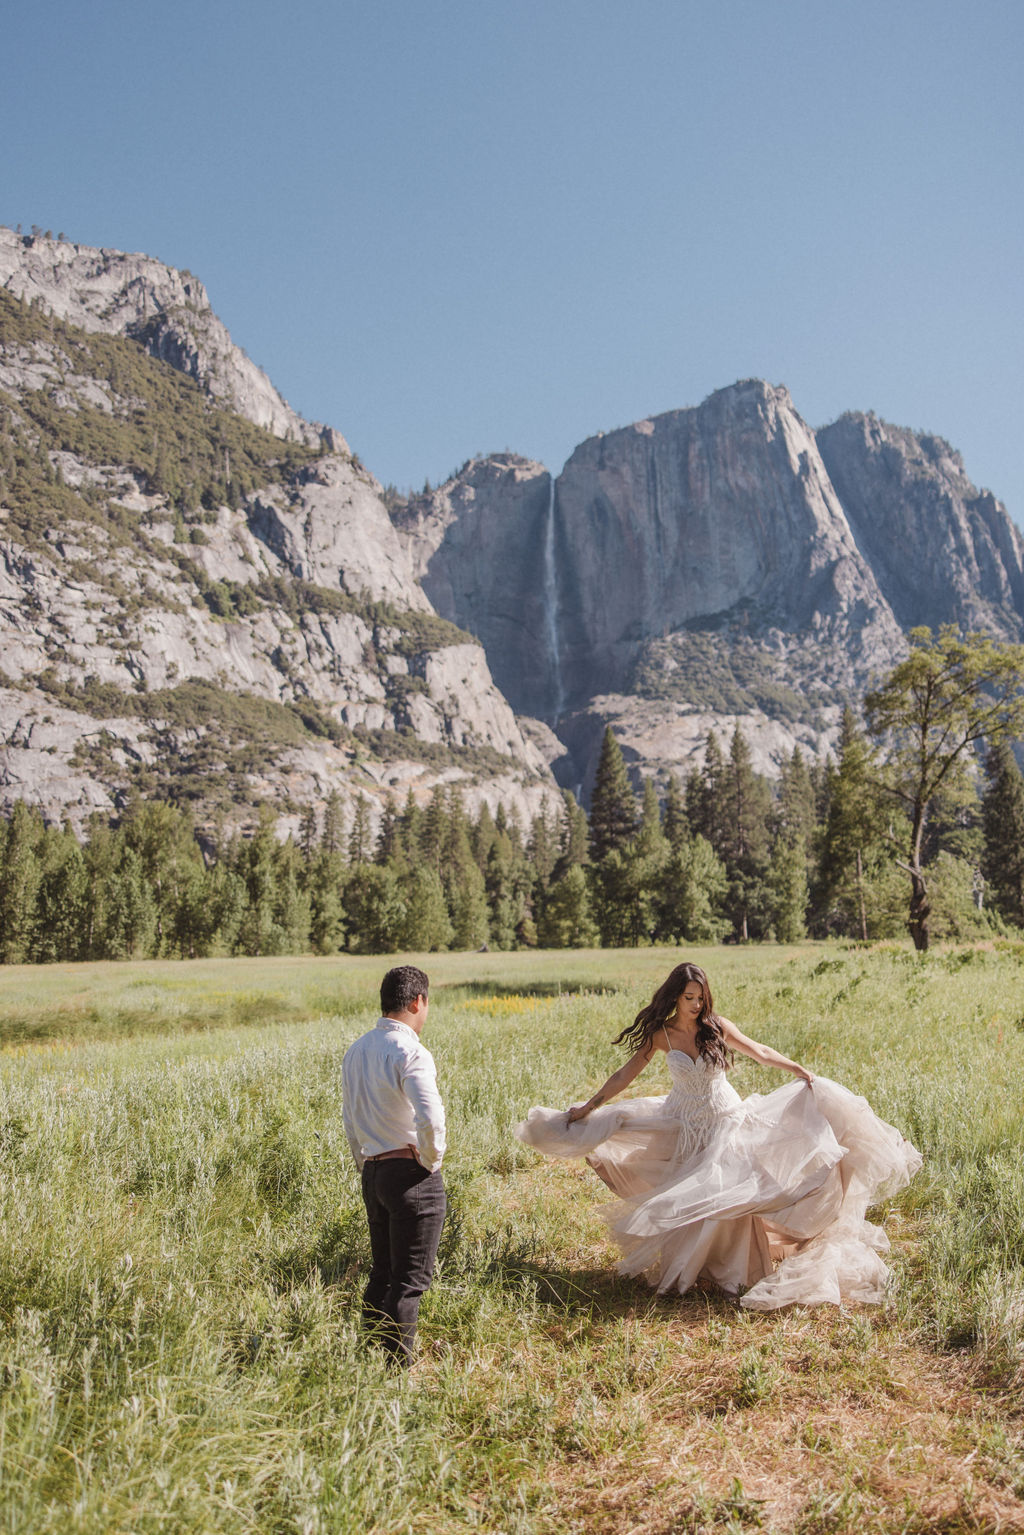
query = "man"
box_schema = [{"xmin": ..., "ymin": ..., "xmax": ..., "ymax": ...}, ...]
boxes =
[{"xmin": 342, "ymin": 964, "xmax": 446, "ymax": 1368}]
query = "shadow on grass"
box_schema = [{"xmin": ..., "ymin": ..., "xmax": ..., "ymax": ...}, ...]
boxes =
[{"xmin": 484, "ymin": 1252, "xmax": 739, "ymax": 1325}]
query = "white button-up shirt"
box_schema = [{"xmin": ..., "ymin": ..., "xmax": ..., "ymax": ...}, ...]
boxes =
[{"xmin": 342, "ymin": 1017, "xmax": 446, "ymax": 1173}]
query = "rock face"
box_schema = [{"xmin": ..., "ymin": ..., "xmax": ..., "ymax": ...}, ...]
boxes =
[
  {"xmin": 6, "ymin": 224, "xmax": 1023, "ymax": 819},
  {"xmin": 552, "ymin": 381, "xmax": 900, "ymax": 707},
  {"xmin": 395, "ymin": 382, "xmax": 1024, "ymax": 794},
  {"xmin": 816, "ymin": 412, "xmax": 1024, "ymax": 638},
  {"xmin": 0, "ymin": 227, "xmax": 332, "ymax": 447},
  {"xmin": 0, "ymin": 229, "xmax": 560, "ymax": 832},
  {"xmin": 394, "ymin": 455, "xmax": 556, "ymax": 715}
]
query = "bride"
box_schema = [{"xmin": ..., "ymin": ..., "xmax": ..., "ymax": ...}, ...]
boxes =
[{"xmin": 515, "ymin": 962, "xmax": 922, "ymax": 1310}]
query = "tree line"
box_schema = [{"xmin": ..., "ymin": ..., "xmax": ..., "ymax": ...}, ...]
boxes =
[{"xmin": 3, "ymin": 628, "xmax": 1024, "ymax": 962}]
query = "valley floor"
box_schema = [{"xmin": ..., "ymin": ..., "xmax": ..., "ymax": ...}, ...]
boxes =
[{"xmin": 0, "ymin": 944, "xmax": 1022, "ymax": 1533}]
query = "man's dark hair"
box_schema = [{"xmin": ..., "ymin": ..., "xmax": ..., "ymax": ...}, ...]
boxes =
[{"xmin": 380, "ymin": 965, "xmax": 430, "ymax": 1016}]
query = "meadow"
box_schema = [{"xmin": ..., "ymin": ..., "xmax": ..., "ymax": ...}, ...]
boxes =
[{"xmin": 0, "ymin": 943, "xmax": 1023, "ymax": 1534}]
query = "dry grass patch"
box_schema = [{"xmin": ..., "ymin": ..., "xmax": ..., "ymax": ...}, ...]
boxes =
[{"xmin": 538, "ymin": 1313, "xmax": 1024, "ymax": 1534}]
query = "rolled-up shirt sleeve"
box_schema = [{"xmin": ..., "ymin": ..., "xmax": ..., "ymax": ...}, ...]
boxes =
[{"xmin": 400, "ymin": 1052, "xmax": 446, "ymax": 1172}]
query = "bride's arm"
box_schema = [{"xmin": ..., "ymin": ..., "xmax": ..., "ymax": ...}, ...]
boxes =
[
  {"xmin": 566, "ymin": 1045, "xmax": 655, "ymax": 1123},
  {"xmin": 719, "ymin": 1017, "xmax": 813, "ymax": 1084}
]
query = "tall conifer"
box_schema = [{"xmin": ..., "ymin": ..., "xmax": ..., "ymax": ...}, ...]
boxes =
[
  {"xmin": 588, "ymin": 727, "xmax": 638, "ymax": 861},
  {"xmin": 981, "ymin": 741, "xmax": 1024, "ymax": 927}
]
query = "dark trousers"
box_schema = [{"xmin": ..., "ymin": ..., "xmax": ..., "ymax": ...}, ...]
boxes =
[{"xmin": 360, "ymin": 1159, "xmax": 446, "ymax": 1367}]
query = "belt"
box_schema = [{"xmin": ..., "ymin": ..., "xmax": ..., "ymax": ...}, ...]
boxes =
[{"xmin": 365, "ymin": 1146, "xmax": 419, "ymax": 1162}]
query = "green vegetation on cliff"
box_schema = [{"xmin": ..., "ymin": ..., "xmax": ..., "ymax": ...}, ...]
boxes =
[{"xmin": 0, "ymin": 289, "xmax": 320, "ymax": 551}]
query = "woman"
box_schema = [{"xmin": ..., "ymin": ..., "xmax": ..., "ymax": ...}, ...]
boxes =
[{"xmin": 515, "ymin": 963, "xmax": 921, "ymax": 1310}]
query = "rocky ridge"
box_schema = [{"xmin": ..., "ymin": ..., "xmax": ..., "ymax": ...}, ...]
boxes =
[
  {"xmin": 396, "ymin": 381, "xmax": 1024, "ymax": 791},
  {"xmin": 0, "ymin": 231, "xmax": 559, "ymax": 833}
]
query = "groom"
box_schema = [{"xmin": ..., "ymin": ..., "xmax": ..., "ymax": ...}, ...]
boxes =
[{"xmin": 342, "ymin": 965, "xmax": 447, "ymax": 1368}]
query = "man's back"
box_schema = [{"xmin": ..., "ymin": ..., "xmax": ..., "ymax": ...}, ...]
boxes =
[{"xmin": 342, "ymin": 1018, "xmax": 446, "ymax": 1171}]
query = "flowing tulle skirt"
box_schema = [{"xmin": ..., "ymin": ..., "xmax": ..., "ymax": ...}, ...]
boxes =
[{"xmin": 515, "ymin": 1077, "xmax": 922, "ymax": 1309}]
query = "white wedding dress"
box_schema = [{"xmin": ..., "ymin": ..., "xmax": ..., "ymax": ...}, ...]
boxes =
[{"xmin": 515, "ymin": 1048, "xmax": 922, "ymax": 1309}]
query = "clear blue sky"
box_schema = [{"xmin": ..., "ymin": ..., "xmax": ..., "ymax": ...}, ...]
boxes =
[{"xmin": 5, "ymin": 0, "xmax": 1022, "ymax": 516}]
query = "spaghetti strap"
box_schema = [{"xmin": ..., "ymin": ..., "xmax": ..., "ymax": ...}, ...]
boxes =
[{"xmin": 662, "ymin": 1026, "xmax": 673, "ymax": 1053}]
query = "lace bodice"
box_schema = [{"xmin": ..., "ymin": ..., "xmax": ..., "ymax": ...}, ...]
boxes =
[{"xmin": 663, "ymin": 1050, "xmax": 742, "ymax": 1163}]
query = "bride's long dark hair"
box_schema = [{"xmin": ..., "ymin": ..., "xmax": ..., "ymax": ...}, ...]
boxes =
[{"xmin": 612, "ymin": 962, "xmax": 729, "ymax": 1068}]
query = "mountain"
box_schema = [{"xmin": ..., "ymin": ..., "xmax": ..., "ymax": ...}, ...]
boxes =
[
  {"xmin": 5, "ymin": 226, "xmax": 1021, "ymax": 825},
  {"xmin": 394, "ymin": 381, "xmax": 1024, "ymax": 792},
  {"xmin": 0, "ymin": 229, "xmax": 559, "ymax": 833}
]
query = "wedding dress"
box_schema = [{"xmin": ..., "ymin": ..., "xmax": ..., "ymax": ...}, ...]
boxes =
[{"xmin": 514, "ymin": 1048, "xmax": 922, "ymax": 1309}]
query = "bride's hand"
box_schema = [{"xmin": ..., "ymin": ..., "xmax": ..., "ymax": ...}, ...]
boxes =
[
  {"xmin": 566, "ymin": 1103, "xmax": 590, "ymax": 1125},
  {"xmin": 794, "ymin": 1067, "xmax": 814, "ymax": 1085}
]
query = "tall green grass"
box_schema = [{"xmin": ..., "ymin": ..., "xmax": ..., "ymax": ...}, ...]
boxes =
[{"xmin": 1, "ymin": 944, "xmax": 1022, "ymax": 1531}]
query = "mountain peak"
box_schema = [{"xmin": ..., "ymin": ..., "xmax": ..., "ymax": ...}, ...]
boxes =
[{"xmin": 0, "ymin": 227, "xmax": 339, "ymax": 449}]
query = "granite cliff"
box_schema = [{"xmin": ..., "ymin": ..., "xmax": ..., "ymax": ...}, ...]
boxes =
[
  {"xmin": 396, "ymin": 382, "xmax": 1024, "ymax": 792},
  {"xmin": 0, "ymin": 230, "xmax": 558, "ymax": 833},
  {"xmin": 5, "ymin": 226, "xmax": 1020, "ymax": 823}
]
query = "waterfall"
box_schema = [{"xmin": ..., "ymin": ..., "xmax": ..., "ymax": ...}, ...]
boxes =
[{"xmin": 542, "ymin": 476, "xmax": 566, "ymax": 722}]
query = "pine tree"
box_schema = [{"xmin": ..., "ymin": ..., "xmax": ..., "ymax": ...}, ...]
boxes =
[
  {"xmin": 343, "ymin": 864, "xmax": 407, "ymax": 953},
  {"xmin": 450, "ymin": 863, "xmax": 490, "ymax": 949},
  {"xmin": 817, "ymin": 708, "xmax": 897, "ymax": 939},
  {"xmin": 635, "ymin": 778, "xmax": 668, "ymax": 860},
  {"xmin": 348, "ymin": 795, "xmax": 372, "ymax": 866},
  {"xmin": 773, "ymin": 748, "xmax": 817, "ymax": 851},
  {"xmin": 397, "ymin": 868, "xmax": 453, "ymax": 952},
  {"xmin": 655, "ymin": 835, "xmax": 729, "ymax": 943},
  {"xmin": 766, "ymin": 837, "xmax": 809, "ymax": 943},
  {"xmin": 307, "ymin": 848, "xmax": 346, "ymax": 954},
  {"xmin": 472, "ymin": 802, "xmax": 497, "ymax": 869},
  {"xmin": 419, "ymin": 787, "xmax": 448, "ymax": 875},
  {"xmin": 719, "ymin": 727, "xmax": 772, "ymax": 940},
  {"xmin": 662, "ymin": 773, "xmax": 688, "ymax": 854},
  {"xmin": 375, "ymin": 795, "xmax": 401, "ymax": 865},
  {"xmin": 686, "ymin": 732, "xmax": 725, "ymax": 849},
  {"xmin": 537, "ymin": 865, "xmax": 599, "ymax": 947},
  {"xmin": 588, "ymin": 727, "xmax": 638, "ymax": 860},
  {"xmin": 553, "ymin": 790, "xmax": 589, "ymax": 877},
  {"xmin": 981, "ymin": 741, "xmax": 1024, "ymax": 927},
  {"xmin": 527, "ymin": 806, "xmax": 559, "ymax": 891},
  {"xmin": 321, "ymin": 791, "xmax": 344, "ymax": 855},
  {"xmin": 298, "ymin": 804, "xmax": 319, "ymax": 862}
]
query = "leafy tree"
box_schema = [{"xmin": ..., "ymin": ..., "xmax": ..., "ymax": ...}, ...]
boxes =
[
  {"xmin": 103, "ymin": 843, "xmax": 158, "ymax": 958},
  {"xmin": 31, "ymin": 824, "xmax": 87, "ymax": 962},
  {"xmin": 865, "ymin": 627, "xmax": 1024, "ymax": 950},
  {"xmin": 0, "ymin": 802, "xmax": 43, "ymax": 963},
  {"xmin": 588, "ymin": 727, "xmax": 638, "ymax": 860}
]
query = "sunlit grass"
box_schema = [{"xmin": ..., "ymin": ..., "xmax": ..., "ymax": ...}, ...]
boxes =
[{"xmin": 1, "ymin": 943, "xmax": 1023, "ymax": 1531}]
